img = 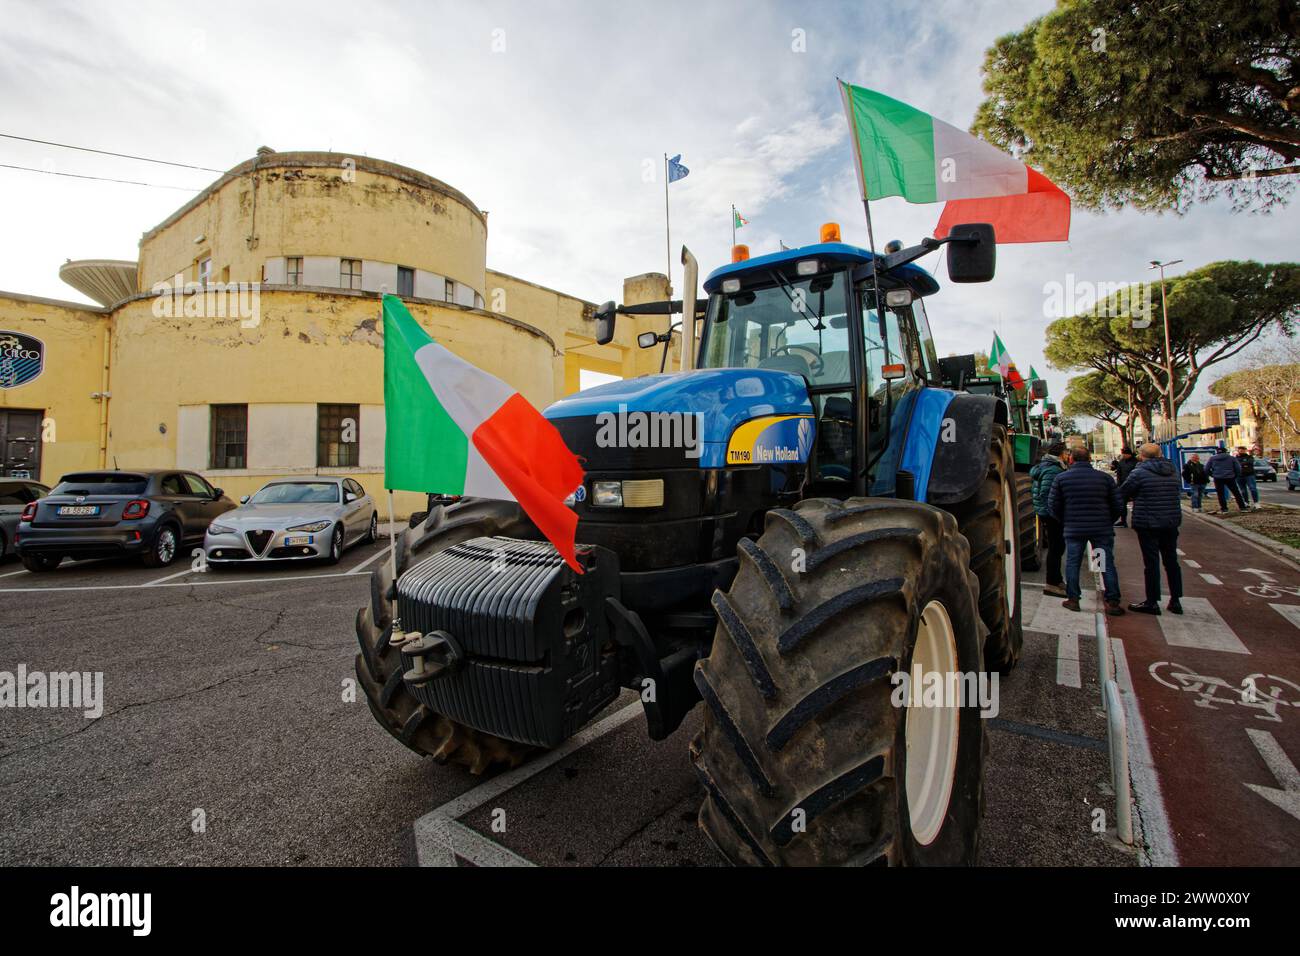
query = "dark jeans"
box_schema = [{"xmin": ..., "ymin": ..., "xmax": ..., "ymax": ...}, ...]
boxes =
[
  {"xmin": 1241, "ymin": 473, "xmax": 1259, "ymax": 503},
  {"xmin": 1189, "ymin": 483, "xmax": 1206, "ymax": 510},
  {"xmin": 1135, "ymin": 527, "xmax": 1183, "ymax": 605},
  {"xmin": 1065, "ymin": 535, "xmax": 1120, "ymax": 603},
  {"xmin": 1215, "ymin": 477, "xmax": 1246, "ymax": 511},
  {"xmin": 1041, "ymin": 514, "xmax": 1066, "ymax": 586}
]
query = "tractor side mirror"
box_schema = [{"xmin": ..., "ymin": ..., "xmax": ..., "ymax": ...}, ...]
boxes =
[
  {"xmin": 1030, "ymin": 379, "xmax": 1048, "ymax": 400},
  {"xmin": 637, "ymin": 331, "xmax": 658, "ymax": 349},
  {"xmin": 594, "ymin": 301, "xmax": 617, "ymax": 345},
  {"xmin": 945, "ymin": 223, "xmax": 996, "ymax": 283}
]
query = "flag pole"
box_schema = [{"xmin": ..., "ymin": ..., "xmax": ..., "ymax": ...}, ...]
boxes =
[
  {"xmin": 381, "ymin": 294, "xmax": 400, "ymax": 634},
  {"xmin": 731, "ymin": 204, "xmax": 736, "ymax": 248},
  {"xmin": 663, "ymin": 153, "xmax": 672, "ymax": 300}
]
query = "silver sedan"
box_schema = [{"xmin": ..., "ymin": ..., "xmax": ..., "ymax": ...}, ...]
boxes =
[{"xmin": 204, "ymin": 477, "xmax": 377, "ymax": 565}]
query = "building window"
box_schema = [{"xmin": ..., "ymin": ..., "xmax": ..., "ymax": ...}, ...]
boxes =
[
  {"xmin": 198, "ymin": 257, "xmax": 212, "ymax": 285},
  {"xmin": 286, "ymin": 257, "xmax": 303, "ymax": 285},
  {"xmin": 318, "ymin": 403, "xmax": 360, "ymax": 467},
  {"xmin": 341, "ymin": 258, "xmax": 362, "ymax": 290},
  {"xmin": 397, "ymin": 266, "xmax": 414, "ymax": 297},
  {"xmin": 445, "ymin": 278, "xmax": 455, "ymax": 303},
  {"xmin": 210, "ymin": 404, "xmax": 247, "ymax": 469}
]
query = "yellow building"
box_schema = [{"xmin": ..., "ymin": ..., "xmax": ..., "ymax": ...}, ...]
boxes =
[
  {"xmin": 0, "ymin": 149, "xmax": 670, "ymax": 514},
  {"xmin": 1201, "ymin": 400, "xmax": 1298, "ymax": 460}
]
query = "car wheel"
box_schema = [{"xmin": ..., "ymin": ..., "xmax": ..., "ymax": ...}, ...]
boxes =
[
  {"xmin": 142, "ymin": 524, "xmax": 179, "ymax": 568},
  {"xmin": 21, "ymin": 553, "xmax": 61, "ymax": 572},
  {"xmin": 366, "ymin": 511, "xmax": 378, "ymax": 544},
  {"xmin": 326, "ymin": 523, "xmax": 344, "ymax": 565}
]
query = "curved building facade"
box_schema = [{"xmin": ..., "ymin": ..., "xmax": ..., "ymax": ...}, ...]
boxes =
[{"xmin": 0, "ymin": 149, "xmax": 666, "ymax": 513}]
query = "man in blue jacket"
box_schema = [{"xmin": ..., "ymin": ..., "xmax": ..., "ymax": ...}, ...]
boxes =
[
  {"xmin": 1120, "ymin": 443, "xmax": 1184, "ymax": 615},
  {"xmin": 1030, "ymin": 442, "xmax": 1070, "ymax": 597},
  {"xmin": 1206, "ymin": 443, "xmax": 1247, "ymax": 513},
  {"xmin": 1048, "ymin": 446, "xmax": 1124, "ymax": 615}
]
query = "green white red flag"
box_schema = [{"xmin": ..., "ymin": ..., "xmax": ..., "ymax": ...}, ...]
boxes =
[
  {"xmin": 382, "ymin": 295, "xmax": 585, "ymax": 571},
  {"xmin": 988, "ymin": 333, "xmax": 1025, "ymax": 390},
  {"xmin": 838, "ymin": 80, "xmax": 1070, "ymax": 243}
]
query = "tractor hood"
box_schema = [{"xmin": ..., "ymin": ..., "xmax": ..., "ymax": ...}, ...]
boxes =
[{"xmin": 544, "ymin": 368, "xmax": 814, "ymax": 469}]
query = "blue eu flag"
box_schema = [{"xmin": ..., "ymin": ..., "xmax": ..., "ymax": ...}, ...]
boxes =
[{"xmin": 667, "ymin": 154, "xmax": 689, "ymax": 183}]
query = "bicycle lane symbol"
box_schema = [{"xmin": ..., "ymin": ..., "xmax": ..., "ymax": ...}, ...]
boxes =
[{"xmin": 1149, "ymin": 661, "xmax": 1300, "ymax": 723}]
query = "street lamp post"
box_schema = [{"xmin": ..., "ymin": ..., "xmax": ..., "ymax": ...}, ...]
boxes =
[{"xmin": 1149, "ymin": 258, "xmax": 1183, "ymax": 435}]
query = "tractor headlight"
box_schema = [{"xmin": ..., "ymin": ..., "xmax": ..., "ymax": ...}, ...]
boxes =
[
  {"xmin": 591, "ymin": 481, "xmax": 624, "ymax": 508},
  {"xmin": 287, "ymin": 520, "xmax": 331, "ymax": 533},
  {"xmin": 590, "ymin": 479, "xmax": 665, "ymax": 509}
]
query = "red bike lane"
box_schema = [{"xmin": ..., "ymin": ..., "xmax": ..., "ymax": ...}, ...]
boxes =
[{"xmin": 1104, "ymin": 514, "xmax": 1300, "ymax": 865}]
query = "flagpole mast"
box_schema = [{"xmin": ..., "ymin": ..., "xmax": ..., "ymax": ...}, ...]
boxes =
[
  {"xmin": 382, "ymin": 295, "xmax": 400, "ymax": 634},
  {"xmin": 663, "ymin": 153, "xmax": 672, "ymax": 300},
  {"xmin": 731, "ymin": 204, "xmax": 736, "ymax": 248}
]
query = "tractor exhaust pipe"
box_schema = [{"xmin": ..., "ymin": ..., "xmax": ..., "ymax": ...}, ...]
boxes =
[{"xmin": 680, "ymin": 246, "xmax": 698, "ymax": 371}]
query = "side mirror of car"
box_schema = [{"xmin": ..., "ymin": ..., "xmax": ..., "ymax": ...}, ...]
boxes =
[
  {"xmin": 345, "ymin": 492, "xmax": 357, "ymax": 502},
  {"xmin": 239, "ymin": 495, "xmax": 250, "ymax": 504},
  {"xmin": 213, "ymin": 487, "xmax": 224, "ymax": 499}
]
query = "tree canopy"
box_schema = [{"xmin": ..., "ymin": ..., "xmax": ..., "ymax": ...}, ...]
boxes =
[
  {"xmin": 1045, "ymin": 260, "xmax": 1300, "ymax": 422},
  {"xmin": 973, "ymin": 0, "xmax": 1300, "ymax": 212}
]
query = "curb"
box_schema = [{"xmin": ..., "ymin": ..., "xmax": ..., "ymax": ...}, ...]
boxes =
[{"xmin": 1181, "ymin": 503, "xmax": 1300, "ymax": 571}]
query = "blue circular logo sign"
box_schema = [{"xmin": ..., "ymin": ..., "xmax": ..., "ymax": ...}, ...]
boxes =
[{"xmin": 0, "ymin": 331, "xmax": 45, "ymax": 389}]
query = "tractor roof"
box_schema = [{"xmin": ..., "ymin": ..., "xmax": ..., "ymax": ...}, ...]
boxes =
[{"xmin": 703, "ymin": 241, "xmax": 940, "ymax": 297}]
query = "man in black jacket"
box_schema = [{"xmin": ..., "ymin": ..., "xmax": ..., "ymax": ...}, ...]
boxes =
[
  {"xmin": 1111, "ymin": 447, "xmax": 1138, "ymax": 526},
  {"xmin": 1121, "ymin": 444, "xmax": 1184, "ymax": 615},
  {"xmin": 1049, "ymin": 446, "xmax": 1124, "ymax": 615},
  {"xmin": 1182, "ymin": 453, "xmax": 1208, "ymax": 512}
]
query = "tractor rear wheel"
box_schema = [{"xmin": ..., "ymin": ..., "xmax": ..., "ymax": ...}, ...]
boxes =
[
  {"xmin": 940, "ymin": 424, "xmax": 1023, "ymax": 673},
  {"xmin": 1016, "ymin": 472, "xmax": 1041, "ymax": 572},
  {"xmin": 354, "ymin": 498, "xmax": 539, "ymax": 774},
  {"xmin": 692, "ymin": 497, "xmax": 986, "ymax": 866}
]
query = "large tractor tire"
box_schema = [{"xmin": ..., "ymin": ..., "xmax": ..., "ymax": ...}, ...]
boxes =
[
  {"xmin": 941, "ymin": 424, "xmax": 1023, "ymax": 673},
  {"xmin": 354, "ymin": 498, "xmax": 539, "ymax": 774},
  {"xmin": 1016, "ymin": 472, "xmax": 1041, "ymax": 572},
  {"xmin": 691, "ymin": 498, "xmax": 987, "ymax": 866}
]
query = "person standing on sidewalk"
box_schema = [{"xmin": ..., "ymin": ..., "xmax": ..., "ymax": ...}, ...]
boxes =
[
  {"xmin": 1031, "ymin": 442, "xmax": 1070, "ymax": 597},
  {"xmin": 1111, "ymin": 447, "xmax": 1138, "ymax": 526},
  {"xmin": 1236, "ymin": 445, "xmax": 1261, "ymax": 510},
  {"xmin": 1207, "ymin": 443, "xmax": 1248, "ymax": 513},
  {"xmin": 1120, "ymin": 443, "xmax": 1184, "ymax": 616},
  {"xmin": 1048, "ymin": 445, "xmax": 1124, "ymax": 615},
  {"xmin": 1182, "ymin": 453, "xmax": 1209, "ymax": 512}
]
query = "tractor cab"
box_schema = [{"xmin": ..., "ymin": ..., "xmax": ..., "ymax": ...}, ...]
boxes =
[{"xmin": 696, "ymin": 226, "xmax": 946, "ymax": 500}]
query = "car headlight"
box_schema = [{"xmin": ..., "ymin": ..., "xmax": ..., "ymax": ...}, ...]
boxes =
[
  {"xmin": 286, "ymin": 520, "xmax": 331, "ymax": 533},
  {"xmin": 208, "ymin": 524, "xmax": 236, "ymax": 535}
]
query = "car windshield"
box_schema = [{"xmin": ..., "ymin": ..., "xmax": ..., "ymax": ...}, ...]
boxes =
[
  {"xmin": 250, "ymin": 482, "xmax": 340, "ymax": 504},
  {"xmin": 700, "ymin": 271, "xmax": 851, "ymax": 387},
  {"xmin": 52, "ymin": 473, "xmax": 148, "ymax": 495}
]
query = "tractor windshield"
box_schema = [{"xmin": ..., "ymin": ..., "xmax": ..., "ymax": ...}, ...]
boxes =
[{"xmin": 700, "ymin": 271, "xmax": 851, "ymax": 387}]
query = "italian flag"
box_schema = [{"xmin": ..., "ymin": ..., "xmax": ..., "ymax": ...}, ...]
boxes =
[
  {"xmin": 988, "ymin": 333, "xmax": 1025, "ymax": 391},
  {"xmin": 733, "ymin": 209, "xmax": 748, "ymax": 228},
  {"xmin": 382, "ymin": 295, "xmax": 586, "ymax": 571},
  {"xmin": 838, "ymin": 80, "xmax": 1070, "ymax": 243}
]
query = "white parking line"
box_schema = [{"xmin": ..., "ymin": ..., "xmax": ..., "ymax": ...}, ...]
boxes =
[
  {"xmin": 1200, "ymin": 573, "xmax": 1223, "ymax": 586},
  {"xmin": 0, "ymin": 570, "xmax": 368, "ymax": 593},
  {"xmin": 414, "ymin": 701, "xmax": 643, "ymax": 867},
  {"xmin": 142, "ymin": 567, "xmax": 197, "ymax": 587},
  {"xmin": 1156, "ymin": 596, "xmax": 1250, "ymax": 654},
  {"xmin": 1111, "ymin": 636, "xmax": 1180, "ymax": 866},
  {"xmin": 1184, "ymin": 559, "xmax": 1201, "ymax": 569},
  {"xmin": 346, "ymin": 547, "xmax": 388, "ymax": 575},
  {"xmin": 1056, "ymin": 633, "xmax": 1081, "ymax": 688}
]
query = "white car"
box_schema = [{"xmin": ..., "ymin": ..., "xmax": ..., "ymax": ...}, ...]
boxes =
[{"xmin": 204, "ymin": 477, "xmax": 377, "ymax": 565}]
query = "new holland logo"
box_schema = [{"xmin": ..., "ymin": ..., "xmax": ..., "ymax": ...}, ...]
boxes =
[{"xmin": 0, "ymin": 331, "xmax": 44, "ymax": 389}]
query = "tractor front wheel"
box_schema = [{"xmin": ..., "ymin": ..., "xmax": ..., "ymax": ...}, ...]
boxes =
[{"xmin": 691, "ymin": 497, "xmax": 986, "ymax": 866}]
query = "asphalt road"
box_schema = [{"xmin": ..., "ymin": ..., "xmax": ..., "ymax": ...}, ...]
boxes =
[{"xmin": 0, "ymin": 536, "xmax": 1136, "ymax": 867}]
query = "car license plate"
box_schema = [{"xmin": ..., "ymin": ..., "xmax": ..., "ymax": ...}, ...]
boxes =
[
  {"xmin": 284, "ymin": 535, "xmax": 313, "ymax": 546},
  {"xmin": 57, "ymin": 505, "xmax": 99, "ymax": 516}
]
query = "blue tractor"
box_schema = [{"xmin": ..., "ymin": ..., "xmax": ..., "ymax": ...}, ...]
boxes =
[{"xmin": 354, "ymin": 222, "xmax": 1024, "ymax": 866}]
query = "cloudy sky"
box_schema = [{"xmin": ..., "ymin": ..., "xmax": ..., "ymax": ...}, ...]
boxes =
[{"xmin": 0, "ymin": 0, "xmax": 1294, "ymax": 413}]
